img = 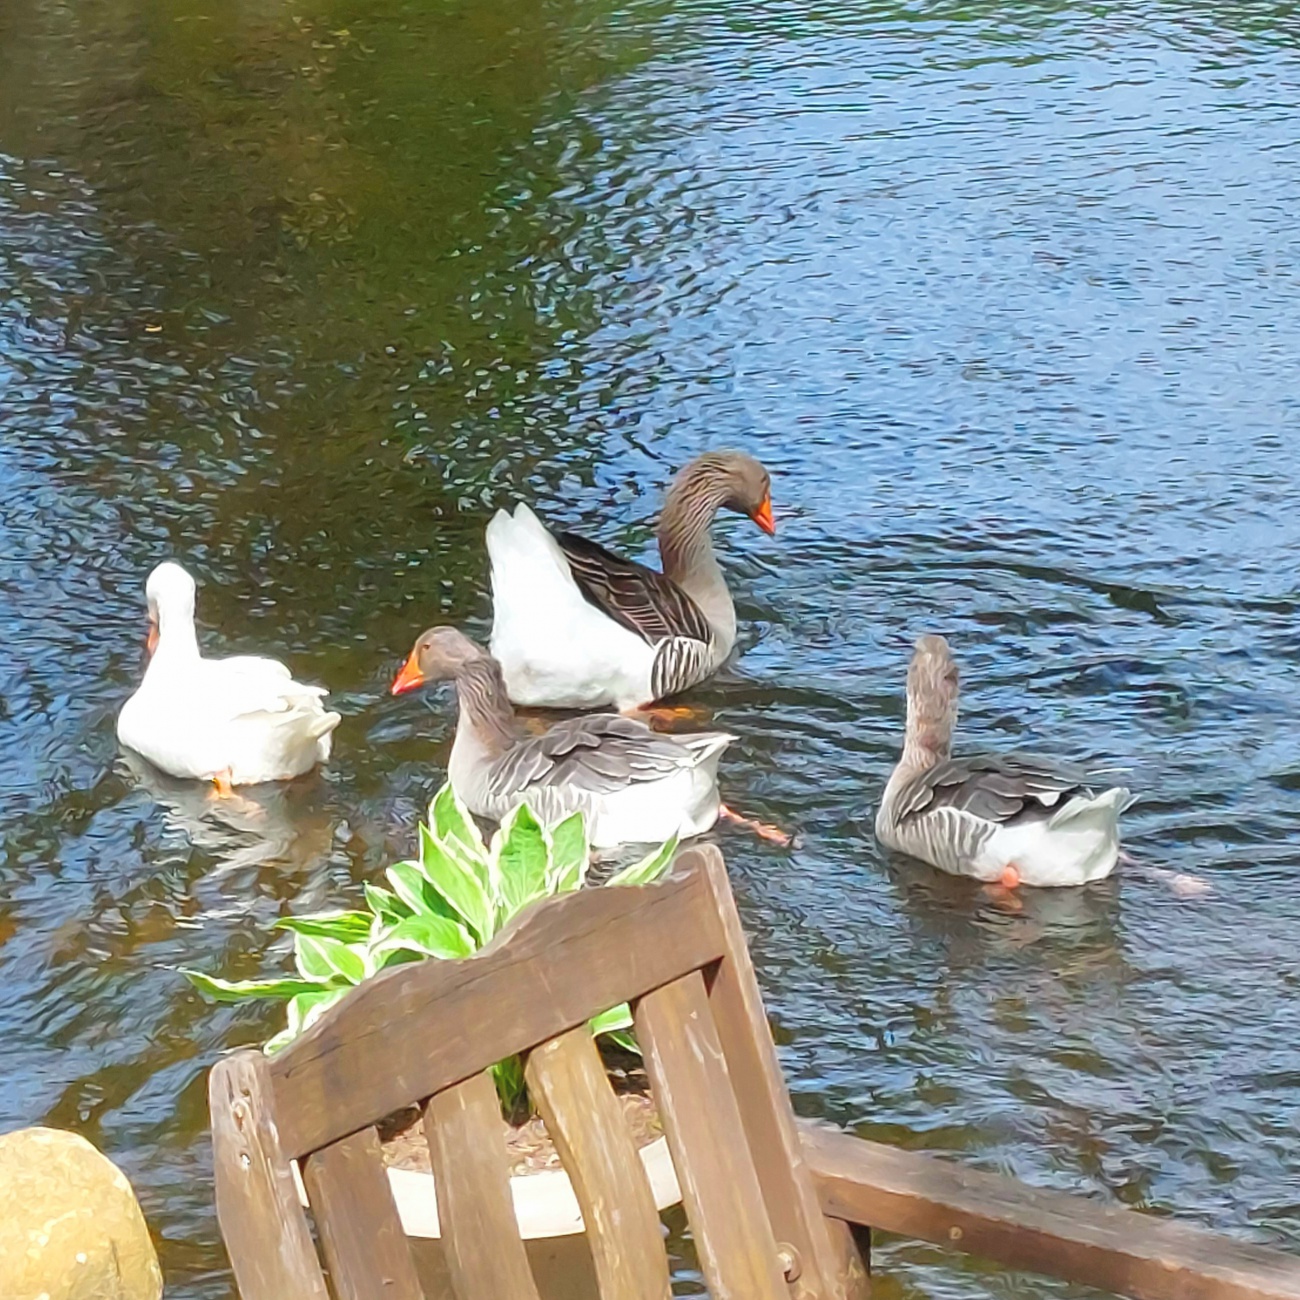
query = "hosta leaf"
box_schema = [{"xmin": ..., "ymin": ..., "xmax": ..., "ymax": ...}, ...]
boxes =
[
  {"xmin": 430, "ymin": 784, "xmax": 489, "ymax": 884},
  {"xmin": 490, "ymin": 1056, "xmax": 528, "ymax": 1113},
  {"xmin": 265, "ymin": 987, "xmax": 352, "ymax": 1052},
  {"xmin": 364, "ymin": 883, "xmax": 408, "ymax": 920},
  {"xmin": 548, "ymin": 812, "xmax": 589, "ymax": 894},
  {"xmin": 606, "ymin": 836, "xmax": 678, "ymax": 888},
  {"xmin": 603, "ymin": 1029, "xmax": 640, "ymax": 1055},
  {"xmin": 369, "ymin": 913, "xmax": 475, "ymax": 964},
  {"xmin": 419, "ymin": 825, "xmax": 494, "ymax": 941},
  {"xmin": 492, "ymin": 803, "xmax": 550, "ymax": 923},
  {"xmin": 588, "ymin": 1003, "xmax": 633, "ymax": 1037},
  {"xmin": 386, "ymin": 860, "xmax": 451, "ymax": 920},
  {"xmin": 294, "ymin": 933, "xmax": 366, "ymax": 985},
  {"xmin": 183, "ymin": 971, "xmax": 321, "ymax": 1003},
  {"xmin": 273, "ymin": 911, "xmax": 371, "ymax": 944}
]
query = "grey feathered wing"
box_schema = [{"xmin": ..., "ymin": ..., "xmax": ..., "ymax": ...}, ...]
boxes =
[
  {"xmin": 890, "ymin": 752, "xmax": 1100, "ymax": 828},
  {"xmin": 555, "ymin": 532, "xmax": 717, "ymax": 700}
]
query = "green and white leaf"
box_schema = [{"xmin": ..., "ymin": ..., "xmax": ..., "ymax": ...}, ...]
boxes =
[
  {"xmin": 492, "ymin": 803, "xmax": 550, "ymax": 922},
  {"xmin": 588, "ymin": 1003, "xmax": 633, "ymax": 1037},
  {"xmin": 386, "ymin": 860, "xmax": 447, "ymax": 920},
  {"xmin": 430, "ymin": 784, "xmax": 490, "ymax": 887},
  {"xmin": 607, "ymin": 836, "xmax": 678, "ymax": 888},
  {"xmin": 418, "ymin": 825, "xmax": 494, "ymax": 942},
  {"xmin": 548, "ymin": 811, "xmax": 589, "ymax": 894},
  {"xmin": 273, "ymin": 911, "xmax": 371, "ymax": 944},
  {"xmin": 293, "ymin": 933, "xmax": 366, "ymax": 986},
  {"xmin": 183, "ymin": 971, "xmax": 323, "ymax": 1003},
  {"xmin": 490, "ymin": 1055, "xmax": 527, "ymax": 1113},
  {"xmin": 364, "ymin": 883, "xmax": 409, "ymax": 926},
  {"xmin": 265, "ymin": 986, "xmax": 351, "ymax": 1053},
  {"xmin": 368, "ymin": 913, "xmax": 475, "ymax": 966}
]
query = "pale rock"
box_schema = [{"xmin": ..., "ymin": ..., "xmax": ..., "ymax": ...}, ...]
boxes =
[{"xmin": 0, "ymin": 1127, "xmax": 163, "ymax": 1300}]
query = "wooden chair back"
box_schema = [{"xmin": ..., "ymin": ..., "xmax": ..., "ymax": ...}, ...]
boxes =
[{"xmin": 210, "ymin": 844, "xmax": 866, "ymax": 1300}]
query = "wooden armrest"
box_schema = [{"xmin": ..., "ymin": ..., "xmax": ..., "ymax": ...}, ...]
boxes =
[{"xmin": 798, "ymin": 1122, "xmax": 1300, "ymax": 1300}]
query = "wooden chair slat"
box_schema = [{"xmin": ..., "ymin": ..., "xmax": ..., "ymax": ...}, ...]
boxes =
[
  {"xmin": 302, "ymin": 1126, "xmax": 424, "ymax": 1300},
  {"xmin": 272, "ymin": 866, "xmax": 723, "ymax": 1158},
  {"xmin": 635, "ymin": 971, "xmax": 790, "ymax": 1300},
  {"xmin": 803, "ymin": 1123, "xmax": 1300, "ymax": 1300},
  {"xmin": 525, "ymin": 1028, "xmax": 672, "ymax": 1300},
  {"xmin": 210, "ymin": 1051, "xmax": 330, "ymax": 1300},
  {"xmin": 693, "ymin": 845, "xmax": 870, "ymax": 1300},
  {"xmin": 423, "ymin": 1070, "xmax": 543, "ymax": 1300}
]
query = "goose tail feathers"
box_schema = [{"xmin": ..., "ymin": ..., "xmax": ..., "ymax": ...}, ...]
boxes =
[{"xmin": 1047, "ymin": 784, "xmax": 1132, "ymax": 832}]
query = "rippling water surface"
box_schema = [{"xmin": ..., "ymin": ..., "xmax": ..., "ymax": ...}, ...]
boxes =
[{"xmin": 2, "ymin": 0, "xmax": 1300, "ymax": 1294}]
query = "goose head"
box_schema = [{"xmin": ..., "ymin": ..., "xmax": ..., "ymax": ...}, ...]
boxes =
[
  {"xmin": 674, "ymin": 450, "xmax": 775, "ymax": 536},
  {"xmin": 390, "ymin": 626, "xmax": 485, "ymax": 696},
  {"xmin": 144, "ymin": 561, "xmax": 197, "ymax": 654}
]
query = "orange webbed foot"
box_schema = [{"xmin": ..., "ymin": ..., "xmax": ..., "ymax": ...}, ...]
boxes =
[
  {"xmin": 624, "ymin": 703, "xmax": 710, "ymax": 730},
  {"xmin": 718, "ymin": 803, "xmax": 793, "ymax": 847}
]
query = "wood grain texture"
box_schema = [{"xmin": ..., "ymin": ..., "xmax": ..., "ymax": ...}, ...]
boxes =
[
  {"xmin": 272, "ymin": 864, "xmax": 722, "ymax": 1158},
  {"xmin": 801, "ymin": 1123, "xmax": 1300, "ymax": 1300},
  {"xmin": 525, "ymin": 1028, "xmax": 672, "ymax": 1300},
  {"xmin": 210, "ymin": 1050, "xmax": 330, "ymax": 1300},
  {"xmin": 635, "ymin": 971, "xmax": 789, "ymax": 1300},
  {"xmin": 302, "ymin": 1126, "xmax": 424, "ymax": 1300},
  {"xmin": 423, "ymin": 1070, "xmax": 543, "ymax": 1300},
  {"xmin": 692, "ymin": 844, "xmax": 869, "ymax": 1300}
]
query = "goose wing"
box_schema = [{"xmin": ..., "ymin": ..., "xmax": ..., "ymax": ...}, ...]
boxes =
[
  {"xmin": 892, "ymin": 752, "xmax": 1096, "ymax": 826},
  {"xmin": 487, "ymin": 713, "xmax": 708, "ymax": 802},
  {"xmin": 199, "ymin": 654, "xmax": 329, "ymax": 721},
  {"xmin": 555, "ymin": 532, "xmax": 713, "ymax": 647}
]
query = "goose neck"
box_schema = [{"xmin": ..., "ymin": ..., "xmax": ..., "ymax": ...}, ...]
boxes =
[{"xmin": 453, "ymin": 657, "xmax": 520, "ymax": 761}]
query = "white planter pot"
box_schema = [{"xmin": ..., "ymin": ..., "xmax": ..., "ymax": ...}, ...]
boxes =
[
  {"xmin": 294, "ymin": 1134, "xmax": 681, "ymax": 1238},
  {"xmin": 386, "ymin": 1134, "xmax": 681, "ymax": 1239}
]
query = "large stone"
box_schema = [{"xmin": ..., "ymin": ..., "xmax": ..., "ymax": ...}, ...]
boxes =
[{"xmin": 0, "ymin": 1127, "xmax": 163, "ymax": 1300}]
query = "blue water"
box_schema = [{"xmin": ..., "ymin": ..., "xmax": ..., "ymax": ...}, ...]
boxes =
[{"xmin": 2, "ymin": 1, "xmax": 1299, "ymax": 1294}]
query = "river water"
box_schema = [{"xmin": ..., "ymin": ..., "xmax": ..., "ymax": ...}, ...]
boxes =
[{"xmin": 2, "ymin": 0, "xmax": 1299, "ymax": 1295}]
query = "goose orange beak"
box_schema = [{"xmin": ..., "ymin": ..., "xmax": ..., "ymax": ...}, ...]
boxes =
[
  {"xmin": 146, "ymin": 620, "xmax": 159, "ymax": 656},
  {"xmin": 390, "ymin": 650, "xmax": 426, "ymax": 696},
  {"xmin": 750, "ymin": 493, "xmax": 775, "ymax": 536}
]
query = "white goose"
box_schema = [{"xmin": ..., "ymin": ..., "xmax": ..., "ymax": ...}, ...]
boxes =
[
  {"xmin": 875, "ymin": 635, "xmax": 1131, "ymax": 888},
  {"xmin": 487, "ymin": 450, "xmax": 775, "ymax": 711},
  {"xmin": 117, "ymin": 562, "xmax": 341, "ymax": 789},
  {"xmin": 391, "ymin": 626, "xmax": 733, "ymax": 848}
]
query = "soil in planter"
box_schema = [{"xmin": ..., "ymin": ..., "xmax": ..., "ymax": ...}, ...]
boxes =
[{"xmin": 377, "ymin": 1049, "xmax": 663, "ymax": 1177}]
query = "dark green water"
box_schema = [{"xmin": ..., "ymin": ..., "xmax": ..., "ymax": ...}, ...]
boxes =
[{"xmin": 3, "ymin": 0, "xmax": 1300, "ymax": 1295}]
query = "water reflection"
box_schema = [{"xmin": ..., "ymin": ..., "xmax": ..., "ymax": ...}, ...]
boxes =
[{"xmin": 118, "ymin": 752, "xmax": 338, "ymax": 882}]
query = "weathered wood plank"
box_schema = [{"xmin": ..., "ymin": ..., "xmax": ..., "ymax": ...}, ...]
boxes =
[
  {"xmin": 801, "ymin": 1123, "xmax": 1300, "ymax": 1300},
  {"xmin": 692, "ymin": 844, "xmax": 870, "ymax": 1300},
  {"xmin": 210, "ymin": 1050, "xmax": 330, "ymax": 1300},
  {"xmin": 423, "ymin": 1070, "xmax": 543, "ymax": 1300},
  {"xmin": 636, "ymin": 971, "xmax": 789, "ymax": 1300},
  {"xmin": 302, "ymin": 1126, "xmax": 424, "ymax": 1300},
  {"xmin": 525, "ymin": 1028, "xmax": 671, "ymax": 1300},
  {"xmin": 272, "ymin": 864, "xmax": 722, "ymax": 1158}
]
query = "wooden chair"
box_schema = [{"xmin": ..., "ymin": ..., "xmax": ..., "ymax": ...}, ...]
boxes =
[{"xmin": 211, "ymin": 844, "xmax": 1300, "ymax": 1300}]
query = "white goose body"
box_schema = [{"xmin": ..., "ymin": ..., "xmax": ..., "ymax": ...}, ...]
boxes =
[
  {"xmin": 875, "ymin": 636, "xmax": 1130, "ymax": 888},
  {"xmin": 117, "ymin": 563, "xmax": 340, "ymax": 785},
  {"xmin": 486, "ymin": 503, "xmax": 660, "ymax": 710},
  {"xmin": 487, "ymin": 452, "xmax": 774, "ymax": 711}
]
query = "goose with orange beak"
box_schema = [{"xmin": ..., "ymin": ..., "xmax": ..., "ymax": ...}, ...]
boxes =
[
  {"xmin": 391, "ymin": 626, "xmax": 734, "ymax": 848},
  {"xmin": 486, "ymin": 450, "xmax": 776, "ymax": 712}
]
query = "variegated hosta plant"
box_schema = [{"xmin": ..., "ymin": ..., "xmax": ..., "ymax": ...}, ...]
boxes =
[{"xmin": 185, "ymin": 783, "xmax": 676, "ymax": 1109}]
